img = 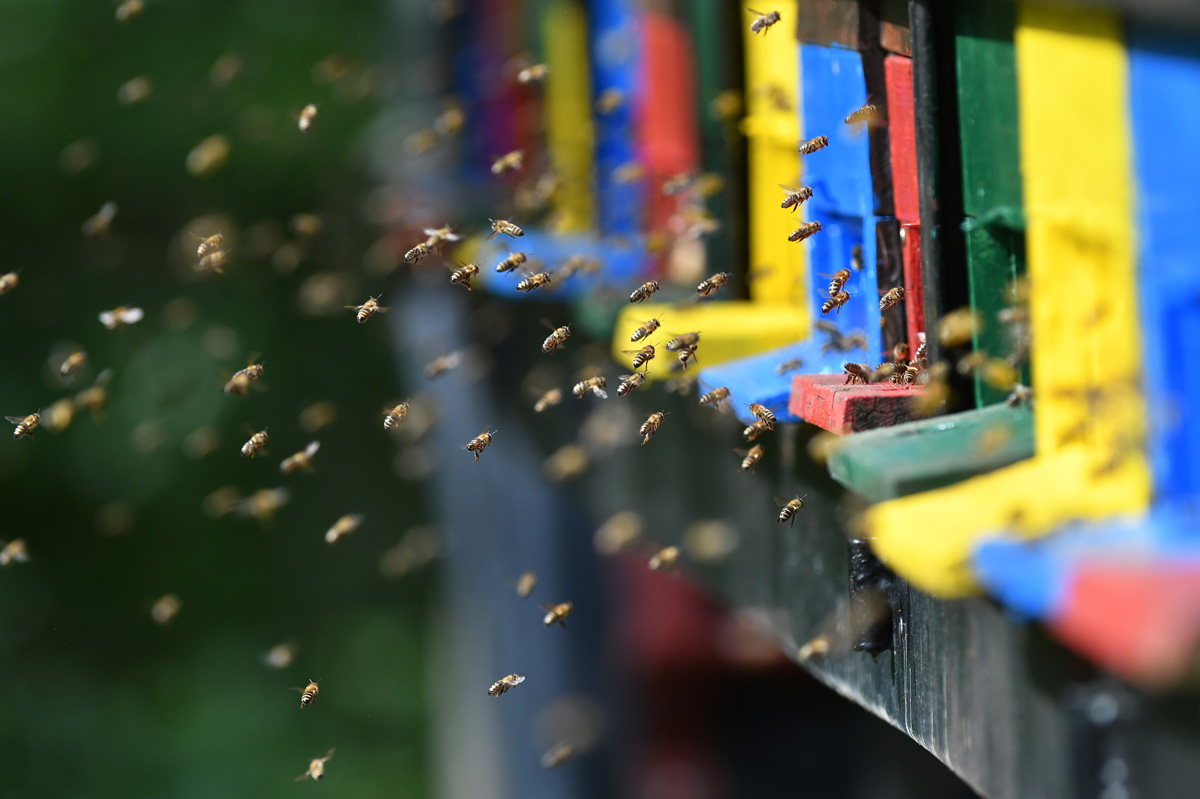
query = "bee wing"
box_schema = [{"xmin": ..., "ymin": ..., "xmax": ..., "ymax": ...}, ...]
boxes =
[
  {"xmin": 747, "ymin": 7, "xmax": 765, "ymax": 14},
  {"xmin": 305, "ymin": 441, "xmax": 321, "ymax": 457},
  {"xmin": 778, "ymin": 184, "xmax": 798, "ymax": 193},
  {"xmin": 590, "ymin": 386, "xmax": 608, "ymax": 399},
  {"xmin": 343, "ymin": 304, "xmax": 364, "ymax": 311},
  {"xmin": 5, "ymin": 416, "xmax": 23, "ymax": 424},
  {"xmin": 323, "ymin": 748, "xmax": 335, "ymax": 761},
  {"xmin": 295, "ymin": 772, "xmax": 311, "ymax": 782},
  {"xmin": 123, "ymin": 307, "xmax": 145, "ymax": 324},
  {"xmin": 773, "ymin": 495, "xmax": 790, "ymax": 507},
  {"xmin": 98, "ymin": 311, "xmax": 117, "ymax": 327}
]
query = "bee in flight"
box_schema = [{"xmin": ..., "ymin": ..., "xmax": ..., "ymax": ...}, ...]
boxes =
[
  {"xmin": 844, "ymin": 103, "xmax": 880, "ymax": 126},
  {"xmin": 517, "ymin": 63, "xmax": 549, "ymax": 84},
  {"xmin": 516, "ymin": 271, "xmax": 552, "ymax": 292},
  {"xmin": 699, "ymin": 386, "xmax": 730, "ymax": 408},
  {"xmin": 748, "ymin": 403, "xmax": 777, "ymax": 429},
  {"xmin": 879, "ymin": 286, "xmax": 905, "ymax": 312},
  {"xmin": 776, "ymin": 494, "xmax": 808, "ymax": 526},
  {"xmin": 573, "ymin": 376, "xmax": 607, "ymax": 399},
  {"xmin": 488, "ymin": 218, "xmax": 524, "ymax": 240},
  {"xmin": 448, "ymin": 262, "xmax": 480, "ymax": 291},
  {"xmin": 494, "ymin": 246, "xmax": 528, "ymax": 274},
  {"xmin": 542, "ymin": 322, "xmax": 571, "ymax": 353},
  {"xmin": 748, "ymin": 8, "xmax": 782, "ymax": 35},
  {"xmin": 1007, "ymin": 383, "xmax": 1033, "ymax": 408},
  {"xmin": 737, "ymin": 444, "xmax": 764, "ymax": 473},
  {"xmin": 517, "ymin": 571, "xmax": 537, "ymax": 598},
  {"xmin": 99, "ymin": 306, "xmax": 144, "ymax": 329},
  {"xmin": 648, "ymin": 546, "xmax": 679, "ymax": 571},
  {"xmin": 151, "ymin": 594, "xmax": 181, "ymax": 625},
  {"xmin": 6, "ymin": 411, "xmax": 39, "ymax": 440},
  {"xmin": 404, "ymin": 241, "xmax": 431, "ymax": 264},
  {"xmin": 115, "ymin": 0, "xmax": 144, "ymax": 22},
  {"xmin": 241, "ymin": 429, "xmax": 269, "ymax": 458},
  {"xmin": 789, "ymin": 221, "xmax": 822, "ymax": 243},
  {"xmin": 541, "ymin": 601, "xmax": 573, "ymax": 628},
  {"xmin": 384, "ymin": 402, "xmax": 410, "ymax": 430},
  {"xmin": 491, "ymin": 150, "xmax": 524, "ymax": 175},
  {"xmin": 542, "ymin": 743, "xmax": 576, "ymax": 769},
  {"xmin": 676, "ymin": 345, "xmax": 699, "ymax": 370},
  {"xmin": 60, "ymin": 350, "xmax": 87, "ymax": 378},
  {"xmin": 488, "ymin": 673, "xmax": 526, "ymax": 696},
  {"xmin": 775, "ymin": 358, "xmax": 804, "ymax": 376},
  {"xmin": 665, "ymin": 332, "xmax": 700, "ymax": 352},
  {"xmin": 629, "ymin": 280, "xmax": 660, "ymax": 304},
  {"xmin": 193, "ymin": 232, "xmax": 223, "ymax": 259},
  {"xmin": 82, "ymin": 201, "xmax": 118, "ymax": 237},
  {"xmin": 465, "ymin": 429, "xmax": 496, "ymax": 462},
  {"xmin": 325, "ymin": 514, "xmax": 363, "ymax": 543},
  {"xmin": 533, "ymin": 388, "xmax": 563, "ymax": 413},
  {"xmin": 295, "ymin": 103, "xmax": 318, "ymax": 132},
  {"xmin": 780, "ymin": 184, "xmax": 813, "ymax": 212},
  {"xmin": 347, "ymin": 295, "xmax": 389, "ymax": 322},
  {"xmin": 0, "ymin": 272, "xmax": 17, "ymax": 295},
  {"xmin": 623, "ymin": 344, "xmax": 656, "ymax": 369},
  {"xmin": 696, "ymin": 272, "xmax": 729, "ymax": 298},
  {"xmin": 639, "ymin": 411, "xmax": 666, "ymax": 445},
  {"xmin": 280, "ymin": 441, "xmax": 320, "ymax": 474},
  {"xmin": 825, "ymin": 268, "xmax": 851, "ymax": 297},
  {"xmin": 843, "ymin": 362, "xmax": 871, "ymax": 384},
  {"xmin": 224, "ymin": 357, "xmax": 265, "ymax": 397},
  {"xmin": 198, "ymin": 248, "xmax": 229, "ymax": 275},
  {"xmin": 0, "ymin": 538, "xmax": 29, "ymax": 566},
  {"xmin": 631, "ymin": 317, "xmax": 661, "ymax": 343},
  {"xmin": 295, "ymin": 749, "xmax": 335, "ymax": 782},
  {"xmin": 821, "ymin": 291, "xmax": 851, "ymax": 316},
  {"xmin": 616, "ymin": 371, "xmax": 648, "ymax": 396},
  {"xmin": 290, "ymin": 680, "xmax": 321, "ymax": 708},
  {"xmin": 798, "ymin": 136, "xmax": 829, "ymax": 156},
  {"xmin": 743, "ymin": 419, "xmax": 770, "ymax": 441},
  {"xmin": 425, "ymin": 351, "xmax": 463, "ymax": 379},
  {"xmin": 851, "ymin": 243, "xmax": 865, "ymax": 271},
  {"xmin": 595, "ymin": 87, "xmax": 625, "ymax": 115}
]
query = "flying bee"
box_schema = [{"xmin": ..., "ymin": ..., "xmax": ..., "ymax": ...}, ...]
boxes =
[
  {"xmin": 662, "ymin": 172, "xmax": 695, "ymax": 196},
  {"xmin": 879, "ymin": 286, "xmax": 905, "ymax": 311},
  {"xmin": 1006, "ymin": 383, "xmax": 1033, "ymax": 408},
  {"xmin": 0, "ymin": 272, "xmax": 17, "ymax": 295},
  {"xmin": 82, "ymin": 201, "xmax": 118, "ymax": 237},
  {"xmin": 542, "ymin": 744, "xmax": 576, "ymax": 769},
  {"xmin": 404, "ymin": 241, "xmax": 430, "ymax": 263},
  {"xmin": 789, "ymin": 221, "xmax": 822, "ymax": 243},
  {"xmin": 533, "ymin": 388, "xmax": 563, "ymax": 413},
  {"xmin": 542, "ymin": 322, "xmax": 572, "ymax": 353},
  {"xmin": 425, "ymin": 351, "xmax": 463, "ymax": 379},
  {"xmin": 780, "ymin": 184, "xmax": 813, "ymax": 212},
  {"xmin": 821, "ymin": 291, "xmax": 851, "ymax": 316},
  {"xmin": 74, "ymin": 369, "xmax": 113, "ymax": 417},
  {"xmin": 115, "ymin": 0, "xmax": 144, "ymax": 22},
  {"xmin": 295, "ymin": 103, "xmax": 318, "ymax": 132},
  {"xmin": 824, "ymin": 269, "xmax": 851, "ymax": 297},
  {"xmin": 198, "ymin": 249, "xmax": 229, "ymax": 274},
  {"xmin": 631, "ymin": 317, "xmax": 661, "ymax": 342},
  {"xmin": 851, "ymin": 243, "xmax": 865, "ymax": 271},
  {"xmin": 623, "ymin": 344, "xmax": 656, "ymax": 369},
  {"xmin": 223, "ymin": 358, "xmax": 265, "ymax": 396},
  {"xmin": 893, "ymin": 342, "xmax": 911, "ymax": 364},
  {"xmin": 636, "ymin": 411, "xmax": 666, "ymax": 446},
  {"xmin": 871, "ymin": 362, "xmax": 897, "ymax": 383},
  {"xmin": 347, "ymin": 295, "xmax": 389, "ymax": 322},
  {"xmin": 629, "ymin": 280, "xmax": 660, "ymax": 304},
  {"xmin": 648, "ymin": 546, "xmax": 679, "ymax": 571},
  {"xmin": 516, "ymin": 271, "xmax": 552, "ymax": 292},
  {"xmin": 775, "ymin": 494, "xmax": 808, "ymax": 526},
  {"xmin": 151, "ymin": 594, "xmax": 181, "ymax": 625},
  {"xmin": 491, "ymin": 150, "xmax": 524, "ymax": 175},
  {"xmin": 748, "ymin": 8, "xmax": 782, "ymax": 34},
  {"xmin": 423, "ymin": 225, "xmax": 462, "ymax": 247},
  {"xmin": 775, "ymin": 358, "xmax": 804, "ymax": 376},
  {"xmin": 595, "ymin": 87, "xmax": 625, "ymax": 115},
  {"xmin": 384, "ymin": 402, "xmax": 411, "ymax": 430},
  {"xmin": 743, "ymin": 418, "xmax": 770, "ymax": 441},
  {"xmin": 325, "ymin": 514, "xmax": 363, "ymax": 543},
  {"xmin": 290, "ymin": 680, "xmax": 320, "ymax": 708},
  {"xmin": 696, "ymin": 272, "xmax": 730, "ymax": 297},
  {"xmin": 844, "ymin": 103, "xmax": 879, "ymax": 126},
  {"xmin": 59, "ymin": 349, "xmax": 87, "ymax": 378},
  {"xmin": 665, "ymin": 332, "xmax": 700, "ymax": 352},
  {"xmin": 517, "ymin": 63, "xmax": 549, "ymax": 83},
  {"xmin": 239, "ymin": 429, "xmax": 269, "ymax": 459},
  {"xmin": 517, "ymin": 571, "xmax": 537, "ymax": 598},
  {"xmin": 448, "ymin": 262, "xmax": 480, "ymax": 291},
  {"xmin": 737, "ymin": 444, "xmax": 764, "ymax": 473},
  {"xmin": 0, "ymin": 538, "xmax": 29, "ymax": 566},
  {"xmin": 193, "ymin": 232, "xmax": 223, "ymax": 259},
  {"xmin": 488, "ymin": 673, "xmax": 525, "ymax": 696},
  {"xmin": 99, "ymin": 306, "xmax": 144, "ymax": 329},
  {"xmin": 573, "ymin": 376, "xmax": 607, "ymax": 399},
  {"xmin": 748, "ymin": 403, "xmax": 777, "ymax": 429},
  {"xmin": 677, "ymin": 345, "xmax": 699, "ymax": 370},
  {"xmin": 279, "ymin": 441, "xmax": 320, "ymax": 474},
  {"xmin": 699, "ymin": 386, "xmax": 730, "ymax": 408},
  {"xmin": 465, "ymin": 429, "xmax": 496, "ymax": 462},
  {"xmin": 295, "ymin": 749, "xmax": 335, "ymax": 782},
  {"xmin": 843, "ymin": 362, "xmax": 871, "ymax": 384},
  {"xmin": 6, "ymin": 411, "xmax": 40, "ymax": 440},
  {"xmin": 617, "ymin": 371, "xmax": 648, "ymax": 396},
  {"xmin": 612, "ymin": 161, "xmax": 646, "ymax": 185},
  {"xmin": 488, "ymin": 218, "xmax": 524, "ymax": 240},
  {"xmin": 494, "ymin": 247, "xmax": 528, "ymax": 274},
  {"xmin": 798, "ymin": 136, "xmax": 829, "ymax": 155},
  {"xmin": 541, "ymin": 601, "xmax": 573, "ymax": 628}
]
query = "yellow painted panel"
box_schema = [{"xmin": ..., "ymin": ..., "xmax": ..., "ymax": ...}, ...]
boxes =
[
  {"xmin": 612, "ymin": 302, "xmax": 806, "ymax": 380},
  {"xmin": 741, "ymin": 0, "xmax": 807, "ymax": 314},
  {"xmin": 864, "ymin": 2, "xmax": 1151, "ymax": 597},
  {"xmin": 543, "ymin": 1, "xmax": 594, "ymax": 233}
]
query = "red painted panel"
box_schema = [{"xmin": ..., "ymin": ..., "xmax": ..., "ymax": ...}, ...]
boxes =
[
  {"xmin": 902, "ymin": 223, "xmax": 924, "ymax": 351},
  {"xmin": 789, "ymin": 374, "xmax": 927, "ymax": 434},
  {"xmin": 885, "ymin": 55, "xmax": 919, "ymax": 224}
]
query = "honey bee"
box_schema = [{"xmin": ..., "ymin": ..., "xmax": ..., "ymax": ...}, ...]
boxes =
[
  {"xmin": 617, "ymin": 371, "xmax": 648, "ymax": 396},
  {"xmin": 115, "ymin": 0, "xmax": 144, "ymax": 22},
  {"xmin": 117, "ymin": 76, "xmax": 153, "ymax": 104},
  {"xmin": 696, "ymin": 272, "xmax": 730, "ymax": 297},
  {"xmin": 494, "ymin": 247, "xmax": 528, "ymax": 273},
  {"xmin": 623, "ymin": 344, "xmax": 656, "ymax": 369},
  {"xmin": 938, "ymin": 308, "xmax": 982, "ymax": 349},
  {"xmin": 0, "ymin": 272, "xmax": 17, "ymax": 295},
  {"xmin": 798, "ymin": 635, "xmax": 831, "ymax": 661},
  {"xmin": 6, "ymin": 411, "xmax": 39, "ymax": 440},
  {"xmin": 851, "ymin": 243, "xmax": 865, "ymax": 271},
  {"xmin": 698, "ymin": 386, "xmax": 730, "ymax": 408},
  {"xmin": 709, "ymin": 89, "xmax": 743, "ymax": 122},
  {"xmin": 780, "ymin": 184, "xmax": 813, "ymax": 212},
  {"xmin": 235, "ymin": 487, "xmax": 290, "ymax": 522},
  {"xmin": 295, "ymin": 749, "xmax": 335, "ymax": 782},
  {"xmin": 541, "ymin": 601, "xmax": 573, "ymax": 627},
  {"xmin": 516, "ymin": 271, "xmax": 552, "ymax": 292},
  {"xmin": 517, "ymin": 63, "xmax": 549, "ymax": 83},
  {"xmin": 573, "ymin": 376, "xmax": 608, "ymax": 399},
  {"xmin": 98, "ymin": 305, "xmax": 144, "ymax": 329},
  {"xmin": 517, "ymin": 571, "xmax": 537, "ymax": 598},
  {"xmin": 151, "ymin": 594, "xmax": 181, "ymax": 625},
  {"xmin": 347, "ymin": 295, "xmax": 389, "ymax": 322},
  {"xmin": 639, "ymin": 411, "xmax": 666, "ymax": 444},
  {"xmin": 488, "ymin": 673, "xmax": 525, "ymax": 696},
  {"xmin": 448, "ymin": 262, "xmax": 480, "ymax": 291},
  {"xmin": 241, "ymin": 429, "xmax": 269, "ymax": 458},
  {"xmin": 290, "ymin": 680, "xmax": 321, "ymax": 708},
  {"xmin": 325, "ymin": 514, "xmax": 363, "ymax": 543},
  {"xmin": 893, "ymin": 342, "xmax": 911, "ymax": 364},
  {"xmin": 384, "ymin": 402, "xmax": 411, "ymax": 430},
  {"xmin": 223, "ymin": 358, "xmax": 265, "ymax": 396},
  {"xmin": 665, "ymin": 332, "xmax": 700, "ymax": 352},
  {"xmin": 955, "ymin": 350, "xmax": 988, "ymax": 376},
  {"xmin": 914, "ymin": 339, "xmax": 927, "ymax": 361},
  {"xmin": 798, "ymin": 136, "xmax": 829, "ymax": 155},
  {"xmin": 60, "ymin": 350, "xmax": 87, "ymax": 378},
  {"xmin": 629, "ymin": 281, "xmax": 660, "ymax": 304},
  {"xmin": 826, "ymin": 268, "xmax": 851, "ymax": 296},
  {"xmin": 534, "ymin": 388, "xmax": 563, "ymax": 413},
  {"xmin": 491, "ymin": 150, "xmax": 525, "ymax": 175},
  {"xmin": 425, "ymin": 351, "xmax": 464, "ymax": 378},
  {"xmin": 879, "ymin": 286, "xmax": 905, "ymax": 311},
  {"xmin": 612, "ymin": 161, "xmax": 646, "ymax": 185},
  {"xmin": 648, "ymin": 546, "xmax": 679, "ymax": 571},
  {"xmin": 404, "ymin": 241, "xmax": 431, "ymax": 263},
  {"xmin": 631, "ymin": 317, "xmax": 661, "ymax": 342},
  {"xmin": 488, "ymin": 218, "xmax": 524, "ymax": 239},
  {"xmin": 748, "ymin": 403, "xmax": 777, "ymax": 429},
  {"xmin": 465, "ymin": 429, "xmax": 496, "ymax": 462},
  {"xmin": 193, "ymin": 232, "xmax": 224, "ymax": 259},
  {"xmin": 595, "ymin": 87, "xmax": 625, "ymax": 115},
  {"xmin": 844, "ymin": 103, "xmax": 879, "ymax": 125},
  {"xmin": 295, "ymin": 103, "xmax": 318, "ymax": 132},
  {"xmin": 843, "ymin": 362, "xmax": 871, "ymax": 384},
  {"xmin": 279, "ymin": 441, "xmax": 320, "ymax": 474},
  {"xmin": 775, "ymin": 494, "xmax": 808, "ymax": 526},
  {"xmin": 542, "ymin": 743, "xmax": 576, "ymax": 769},
  {"xmin": 902, "ymin": 362, "xmax": 920, "ymax": 384},
  {"xmin": 262, "ymin": 642, "xmax": 298, "ymax": 669},
  {"xmin": 542, "ymin": 323, "xmax": 572, "ymax": 353},
  {"xmin": 198, "ymin": 249, "xmax": 229, "ymax": 275},
  {"xmin": 821, "ymin": 291, "xmax": 851, "ymax": 315},
  {"xmin": 1006, "ymin": 384, "xmax": 1033, "ymax": 408},
  {"xmin": 871, "ymin": 362, "xmax": 897, "ymax": 383},
  {"xmin": 775, "ymin": 358, "xmax": 805, "ymax": 376},
  {"xmin": 74, "ymin": 369, "xmax": 113, "ymax": 417},
  {"xmin": 748, "ymin": 8, "xmax": 782, "ymax": 34},
  {"xmin": 0, "ymin": 538, "xmax": 30, "ymax": 566},
  {"xmin": 676, "ymin": 345, "xmax": 699, "ymax": 370},
  {"xmin": 789, "ymin": 221, "xmax": 822, "ymax": 243},
  {"xmin": 743, "ymin": 419, "xmax": 770, "ymax": 441},
  {"xmin": 662, "ymin": 172, "xmax": 695, "ymax": 196},
  {"xmin": 736, "ymin": 444, "xmax": 764, "ymax": 473}
]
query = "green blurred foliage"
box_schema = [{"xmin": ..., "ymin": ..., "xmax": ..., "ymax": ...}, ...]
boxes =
[{"xmin": 0, "ymin": 2, "xmax": 434, "ymax": 797}]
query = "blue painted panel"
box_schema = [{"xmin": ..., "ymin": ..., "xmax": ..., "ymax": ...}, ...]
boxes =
[
  {"xmin": 590, "ymin": 0, "xmax": 643, "ymax": 237},
  {"xmin": 477, "ymin": 230, "xmax": 644, "ymax": 300},
  {"xmin": 799, "ymin": 44, "xmax": 872, "ymax": 218}
]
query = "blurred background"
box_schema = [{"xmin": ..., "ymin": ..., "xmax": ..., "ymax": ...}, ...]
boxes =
[{"xmin": 0, "ymin": 1, "xmax": 989, "ymax": 797}]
